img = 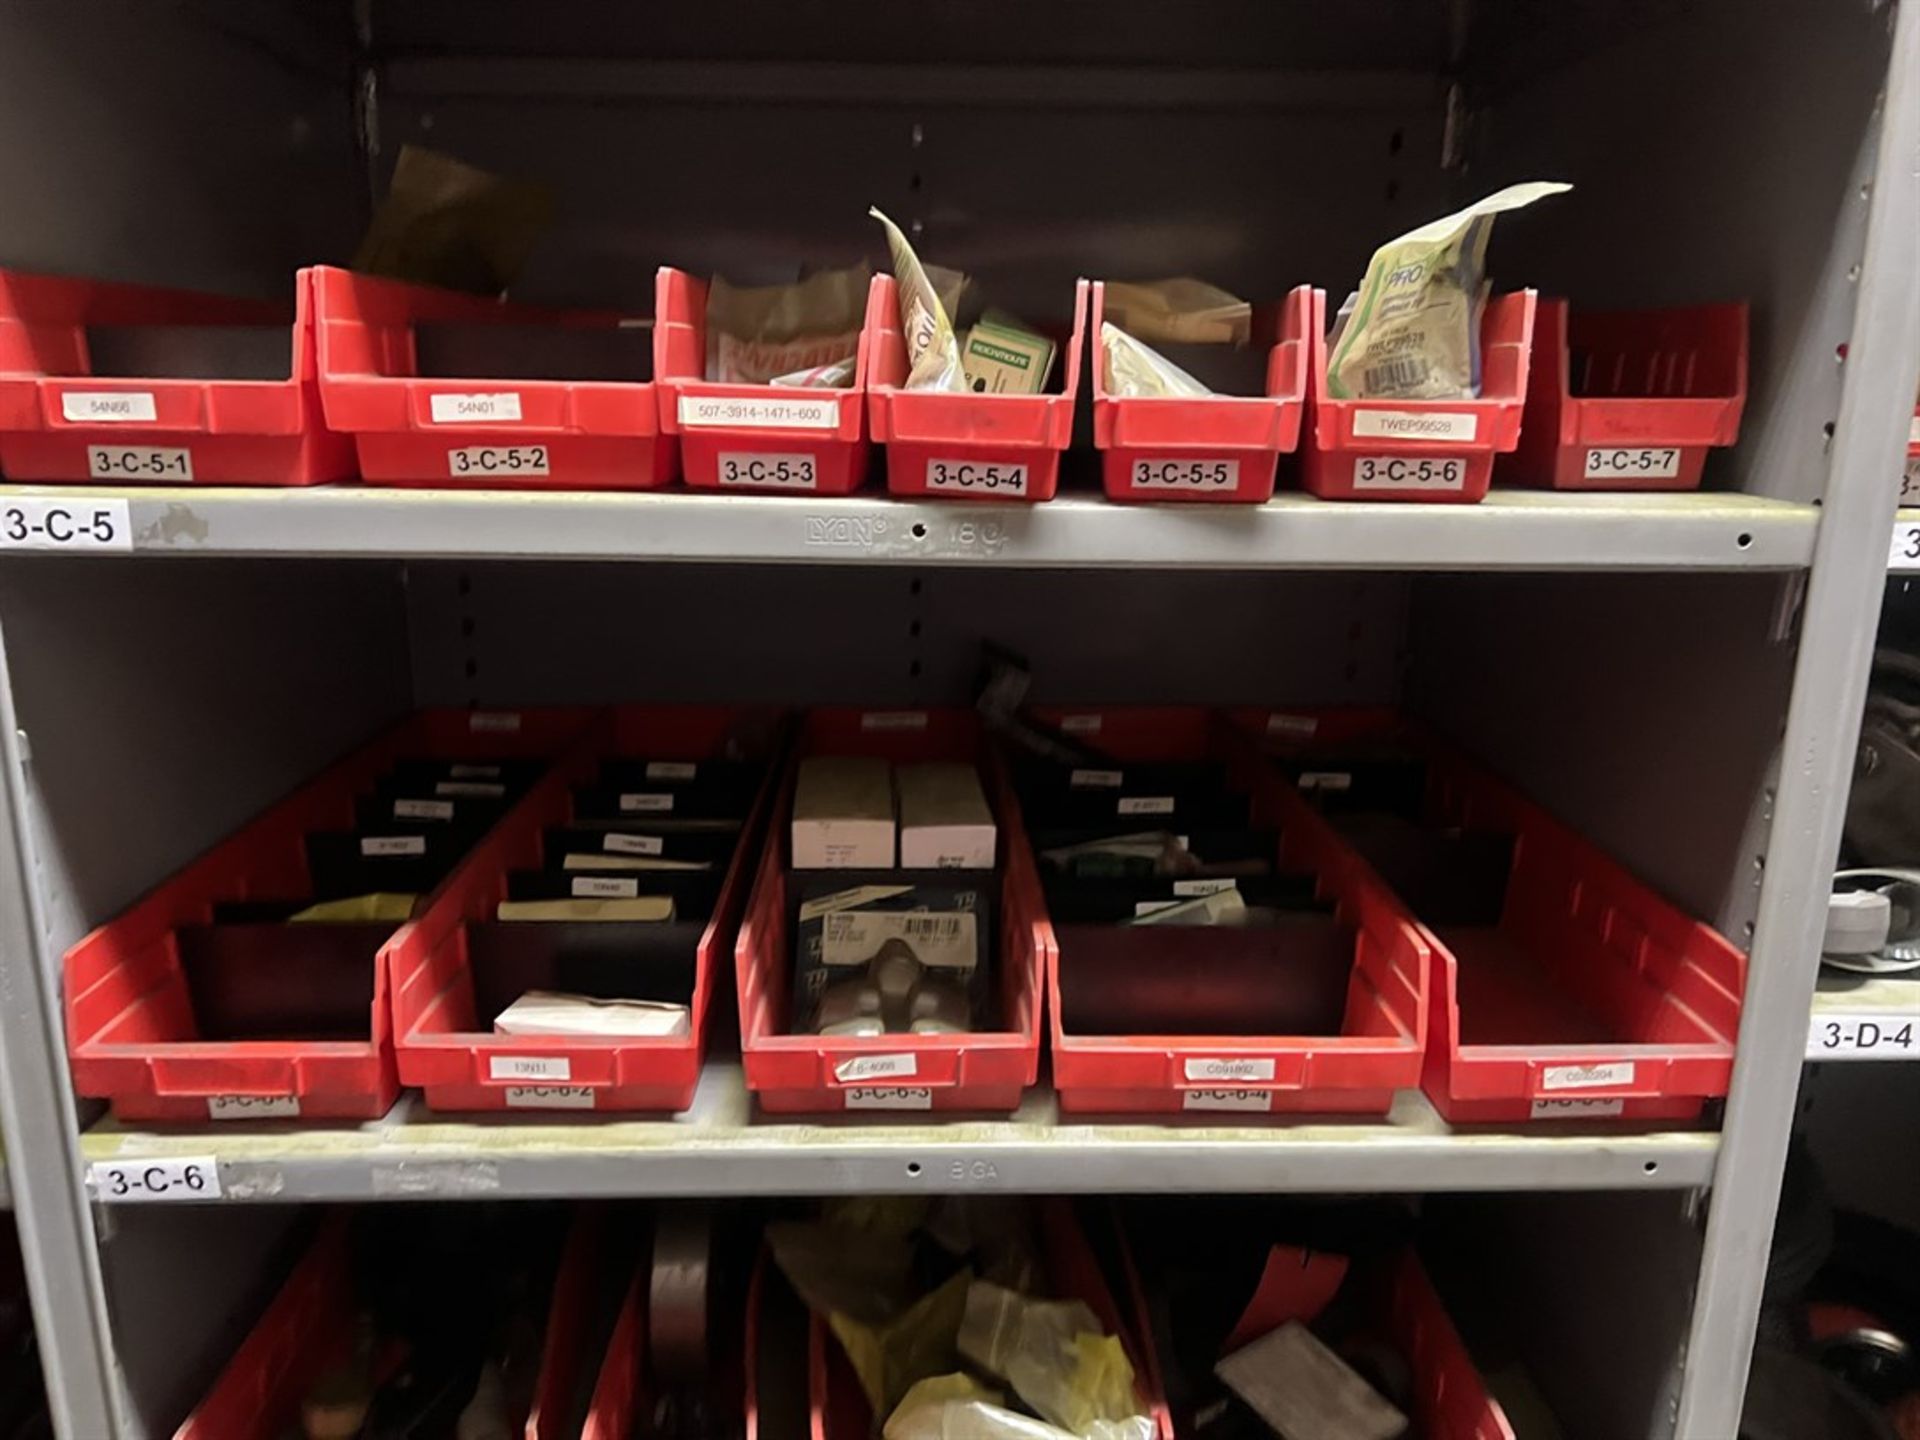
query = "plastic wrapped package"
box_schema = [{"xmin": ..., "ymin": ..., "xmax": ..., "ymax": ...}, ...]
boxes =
[
  {"xmin": 958, "ymin": 1282, "xmax": 1147, "ymax": 1435},
  {"xmin": 1099, "ymin": 324, "xmax": 1212, "ymax": 399},
  {"xmin": 871, "ymin": 208, "xmax": 969, "ymax": 393},
  {"xmin": 703, "ymin": 265, "xmax": 871, "ymax": 386},
  {"xmin": 885, "ymin": 1376, "xmax": 1155, "ymax": 1440}
]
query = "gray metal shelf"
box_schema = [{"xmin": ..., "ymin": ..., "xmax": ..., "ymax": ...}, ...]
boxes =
[
  {"xmin": 0, "ymin": 485, "xmax": 1815, "ymax": 570},
  {"xmin": 78, "ymin": 1065, "xmax": 1717, "ymax": 1202}
]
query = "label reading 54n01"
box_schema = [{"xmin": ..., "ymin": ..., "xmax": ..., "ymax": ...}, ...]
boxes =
[
  {"xmin": 449, "ymin": 445, "xmax": 549, "ymax": 478},
  {"xmin": 926, "ymin": 459, "xmax": 1028, "ymax": 497},
  {"xmin": 1585, "ymin": 447, "xmax": 1680, "ymax": 480},
  {"xmin": 718, "ymin": 452, "xmax": 817, "ymax": 489},
  {"xmin": 88, "ymin": 445, "xmax": 192, "ymax": 481},
  {"xmin": 1131, "ymin": 458, "xmax": 1240, "ymax": 492},
  {"xmin": 1352, "ymin": 456, "xmax": 1467, "ymax": 492}
]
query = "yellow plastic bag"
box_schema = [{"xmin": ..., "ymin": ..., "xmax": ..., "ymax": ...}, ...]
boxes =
[
  {"xmin": 957, "ymin": 1281, "xmax": 1146, "ymax": 1434},
  {"xmin": 288, "ymin": 893, "xmax": 417, "ymax": 924},
  {"xmin": 829, "ymin": 1268, "xmax": 973, "ymax": 1416}
]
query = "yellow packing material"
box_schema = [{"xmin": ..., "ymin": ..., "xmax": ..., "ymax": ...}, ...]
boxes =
[
  {"xmin": 958, "ymin": 1281, "xmax": 1147, "ymax": 1435},
  {"xmin": 288, "ymin": 893, "xmax": 417, "ymax": 923},
  {"xmin": 829, "ymin": 1268, "xmax": 974, "ymax": 1417}
]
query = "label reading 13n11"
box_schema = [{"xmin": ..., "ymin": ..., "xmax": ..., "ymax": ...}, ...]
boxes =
[
  {"xmin": 1585, "ymin": 447, "xmax": 1680, "ymax": 480},
  {"xmin": 1131, "ymin": 458, "xmax": 1240, "ymax": 492},
  {"xmin": 1807, "ymin": 1013, "xmax": 1918, "ymax": 1060},
  {"xmin": 718, "ymin": 453, "xmax": 816, "ymax": 489},
  {"xmin": 1352, "ymin": 456, "xmax": 1467, "ymax": 492},
  {"xmin": 926, "ymin": 459, "xmax": 1028, "ymax": 497},
  {"xmin": 88, "ymin": 445, "xmax": 192, "ymax": 481},
  {"xmin": 449, "ymin": 446, "xmax": 549, "ymax": 478}
]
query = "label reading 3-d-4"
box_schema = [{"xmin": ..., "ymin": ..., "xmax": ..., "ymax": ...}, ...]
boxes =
[
  {"xmin": 1808, "ymin": 1014, "xmax": 1917, "ymax": 1059},
  {"xmin": 1352, "ymin": 456, "xmax": 1466, "ymax": 492},
  {"xmin": 926, "ymin": 459, "xmax": 1028, "ymax": 496}
]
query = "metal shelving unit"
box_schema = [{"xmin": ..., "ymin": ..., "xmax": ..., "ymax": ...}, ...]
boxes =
[{"xmin": 0, "ymin": 3, "xmax": 1916, "ymax": 1438}]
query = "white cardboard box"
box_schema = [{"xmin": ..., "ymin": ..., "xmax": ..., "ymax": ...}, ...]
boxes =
[
  {"xmin": 792, "ymin": 756, "xmax": 896, "ymax": 868},
  {"xmin": 896, "ymin": 761, "xmax": 997, "ymax": 869}
]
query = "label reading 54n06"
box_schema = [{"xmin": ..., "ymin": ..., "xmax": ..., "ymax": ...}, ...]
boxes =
[
  {"xmin": 1352, "ymin": 456, "xmax": 1467, "ymax": 492},
  {"xmin": 926, "ymin": 459, "xmax": 1028, "ymax": 497},
  {"xmin": 1131, "ymin": 459, "xmax": 1240, "ymax": 491},
  {"xmin": 718, "ymin": 453, "xmax": 816, "ymax": 489},
  {"xmin": 449, "ymin": 446, "xmax": 549, "ymax": 478}
]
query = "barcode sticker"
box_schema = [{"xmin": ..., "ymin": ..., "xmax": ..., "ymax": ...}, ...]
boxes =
[
  {"xmin": 822, "ymin": 910, "xmax": 976, "ymax": 970},
  {"xmin": 604, "ymin": 833, "xmax": 664, "ymax": 856},
  {"xmin": 62, "ymin": 391, "xmax": 157, "ymax": 422},
  {"xmin": 1182, "ymin": 1089, "xmax": 1273, "ymax": 1113},
  {"xmin": 845, "ymin": 1086, "xmax": 933, "ymax": 1110},
  {"xmin": 861, "ymin": 711, "xmax": 928, "ymax": 731},
  {"xmin": 1350, "ymin": 409, "xmax": 1477, "ymax": 442},
  {"xmin": 361, "ymin": 835, "xmax": 426, "ymax": 857},
  {"xmin": 647, "ymin": 761, "xmax": 698, "ymax": 781},
  {"xmin": 207, "ymin": 1095, "xmax": 300, "ymax": 1120},
  {"xmin": 619, "ymin": 793, "xmax": 674, "ymax": 813},
  {"xmin": 1541, "ymin": 1061, "xmax": 1635, "ymax": 1091},
  {"xmin": 1530, "ymin": 1098, "xmax": 1626, "ymax": 1119},
  {"xmin": 573, "ymin": 876, "xmax": 639, "ymax": 899},
  {"xmin": 835, "ymin": 1053, "xmax": 919, "ymax": 1083},
  {"xmin": 505, "ymin": 1085, "xmax": 596, "ymax": 1110},
  {"xmin": 430, "ymin": 392, "xmax": 522, "ymax": 423},
  {"xmin": 490, "ymin": 1056, "xmax": 570, "ymax": 1082},
  {"xmin": 1118, "ymin": 796, "xmax": 1174, "ymax": 816},
  {"xmin": 394, "ymin": 798, "xmax": 455, "ymax": 821},
  {"xmin": 1070, "ymin": 769, "xmax": 1123, "ymax": 789},
  {"xmin": 1185, "ymin": 1057, "xmax": 1277, "ymax": 1083}
]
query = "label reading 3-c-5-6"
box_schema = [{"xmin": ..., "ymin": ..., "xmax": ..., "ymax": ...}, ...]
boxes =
[{"xmin": 1352, "ymin": 456, "xmax": 1467, "ymax": 492}]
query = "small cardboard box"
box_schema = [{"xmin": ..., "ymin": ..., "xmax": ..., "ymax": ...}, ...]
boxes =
[
  {"xmin": 791, "ymin": 756, "xmax": 896, "ymax": 868},
  {"xmin": 897, "ymin": 761, "xmax": 997, "ymax": 869}
]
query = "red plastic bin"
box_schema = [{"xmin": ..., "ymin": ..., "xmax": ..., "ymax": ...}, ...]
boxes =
[
  {"xmin": 1300, "ymin": 286, "xmax": 1537, "ymax": 504},
  {"xmin": 1506, "ymin": 299, "xmax": 1747, "ymax": 490},
  {"xmin": 174, "ymin": 1211, "xmax": 597, "ymax": 1440},
  {"xmin": 1020, "ymin": 707, "xmax": 1428, "ymax": 1117},
  {"xmin": 1091, "ymin": 283, "xmax": 1309, "ymax": 503},
  {"xmin": 0, "ymin": 266, "xmax": 354, "ymax": 486},
  {"xmin": 63, "ymin": 707, "xmax": 589, "ymax": 1123},
  {"xmin": 1234, "ymin": 707, "xmax": 1745, "ymax": 1123},
  {"xmin": 735, "ymin": 707, "xmax": 1045, "ymax": 1114},
  {"xmin": 661, "ymin": 268, "xmax": 873, "ymax": 495},
  {"xmin": 391, "ymin": 706, "xmax": 778, "ymax": 1113},
  {"xmin": 807, "ymin": 1200, "xmax": 1173, "ymax": 1440},
  {"xmin": 314, "ymin": 264, "xmax": 686, "ymax": 490},
  {"xmin": 868, "ymin": 276, "xmax": 1089, "ymax": 502}
]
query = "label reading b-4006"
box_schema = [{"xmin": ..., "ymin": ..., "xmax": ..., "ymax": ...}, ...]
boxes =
[
  {"xmin": 926, "ymin": 459, "xmax": 1028, "ymax": 497},
  {"xmin": 1131, "ymin": 459, "xmax": 1240, "ymax": 492}
]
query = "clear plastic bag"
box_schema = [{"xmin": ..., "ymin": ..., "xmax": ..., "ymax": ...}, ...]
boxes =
[
  {"xmin": 958, "ymin": 1282, "xmax": 1146, "ymax": 1434},
  {"xmin": 871, "ymin": 207, "xmax": 970, "ymax": 393}
]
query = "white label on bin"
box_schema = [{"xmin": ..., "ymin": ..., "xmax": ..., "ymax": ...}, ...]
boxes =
[
  {"xmin": 836, "ymin": 1053, "xmax": 919, "ymax": 1083},
  {"xmin": 678, "ymin": 394, "xmax": 840, "ymax": 430},
  {"xmin": 1530, "ymin": 1097, "xmax": 1626, "ymax": 1119},
  {"xmin": 861, "ymin": 710, "xmax": 928, "ymax": 731},
  {"xmin": 469, "ymin": 711, "xmax": 522, "ymax": 732},
  {"xmin": 437, "ymin": 781, "xmax": 505, "ymax": 797},
  {"xmin": 451, "ymin": 763, "xmax": 502, "ymax": 779},
  {"xmin": 1891, "ymin": 521, "xmax": 1920, "ymax": 569},
  {"xmin": 1351, "ymin": 409, "xmax": 1476, "ymax": 442},
  {"xmin": 1265, "ymin": 713, "xmax": 1318, "ymax": 738},
  {"xmin": 506, "ymin": 1085, "xmax": 596, "ymax": 1110},
  {"xmin": 449, "ymin": 445, "xmax": 548, "ymax": 478},
  {"xmin": 1297, "ymin": 772, "xmax": 1353, "ymax": 792},
  {"xmin": 1134, "ymin": 900, "xmax": 1179, "ymax": 916},
  {"xmin": 207, "ymin": 1095, "xmax": 300, "ymax": 1120},
  {"xmin": 1352, "ymin": 455, "xmax": 1468, "ymax": 492},
  {"xmin": 1131, "ymin": 458, "xmax": 1240, "ymax": 492},
  {"xmin": 1185, "ymin": 1057, "xmax": 1277, "ymax": 1083},
  {"xmin": 845, "ymin": 1086, "xmax": 933, "ymax": 1110},
  {"xmin": 648, "ymin": 761, "xmax": 698, "ymax": 781},
  {"xmin": 490, "ymin": 1055, "xmax": 570, "ymax": 1081},
  {"xmin": 430, "ymin": 392, "xmax": 522, "ymax": 423},
  {"xmin": 619, "ymin": 792, "xmax": 674, "ymax": 813},
  {"xmin": 90, "ymin": 1157, "xmax": 221, "ymax": 1201},
  {"xmin": 604, "ymin": 833, "xmax": 664, "ymax": 856},
  {"xmin": 1910, "ymin": 416, "xmax": 1920, "ymax": 445},
  {"xmin": 925, "ymin": 458, "xmax": 1029, "ymax": 497},
  {"xmin": 1173, "ymin": 878, "xmax": 1238, "ymax": 897},
  {"xmin": 1183, "ymin": 1089, "xmax": 1273, "ymax": 1113},
  {"xmin": 1902, "ymin": 458, "xmax": 1920, "ymax": 504},
  {"xmin": 394, "ymin": 799, "xmax": 455, "ymax": 821},
  {"xmin": 1807, "ymin": 1013, "xmax": 1920, "ymax": 1060},
  {"xmin": 63, "ymin": 391, "xmax": 157, "ymax": 422},
  {"xmin": 573, "ymin": 876, "xmax": 639, "ymax": 899},
  {"xmin": 0, "ymin": 498, "xmax": 132, "ymax": 553},
  {"xmin": 361, "ymin": 835, "xmax": 426, "ymax": 857},
  {"xmin": 1118, "ymin": 796, "xmax": 1175, "ymax": 816},
  {"xmin": 1071, "ymin": 769, "xmax": 1124, "ymax": 789},
  {"xmin": 1584, "ymin": 447, "xmax": 1681, "ymax": 480},
  {"xmin": 88, "ymin": 445, "xmax": 192, "ymax": 481},
  {"xmin": 1541, "ymin": 1061, "xmax": 1635, "ymax": 1091},
  {"xmin": 1059, "ymin": 714, "xmax": 1103, "ymax": 734},
  {"xmin": 717, "ymin": 452, "xmax": 816, "ymax": 489}
]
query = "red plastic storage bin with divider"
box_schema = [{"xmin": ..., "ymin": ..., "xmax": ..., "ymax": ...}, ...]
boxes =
[
  {"xmin": 175, "ymin": 1211, "xmax": 598, "ymax": 1440},
  {"xmin": 804, "ymin": 1200, "xmax": 1174, "ymax": 1440},
  {"xmin": 0, "ymin": 266, "xmax": 354, "ymax": 486},
  {"xmin": 64, "ymin": 707, "xmax": 589, "ymax": 1123},
  {"xmin": 1016, "ymin": 706, "xmax": 1427, "ymax": 1117},
  {"xmin": 1233, "ymin": 707, "xmax": 1745, "ymax": 1123},
  {"xmin": 1300, "ymin": 287, "xmax": 1538, "ymax": 504},
  {"xmin": 391, "ymin": 706, "xmax": 778, "ymax": 1113},
  {"xmin": 1091, "ymin": 283, "xmax": 1309, "ymax": 503},
  {"xmin": 314, "ymin": 264, "xmax": 686, "ymax": 490},
  {"xmin": 867, "ymin": 276, "xmax": 1089, "ymax": 503},
  {"xmin": 735, "ymin": 707, "xmax": 1045, "ymax": 1114},
  {"xmin": 661, "ymin": 267, "xmax": 874, "ymax": 496},
  {"xmin": 1506, "ymin": 299, "xmax": 1748, "ymax": 490}
]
